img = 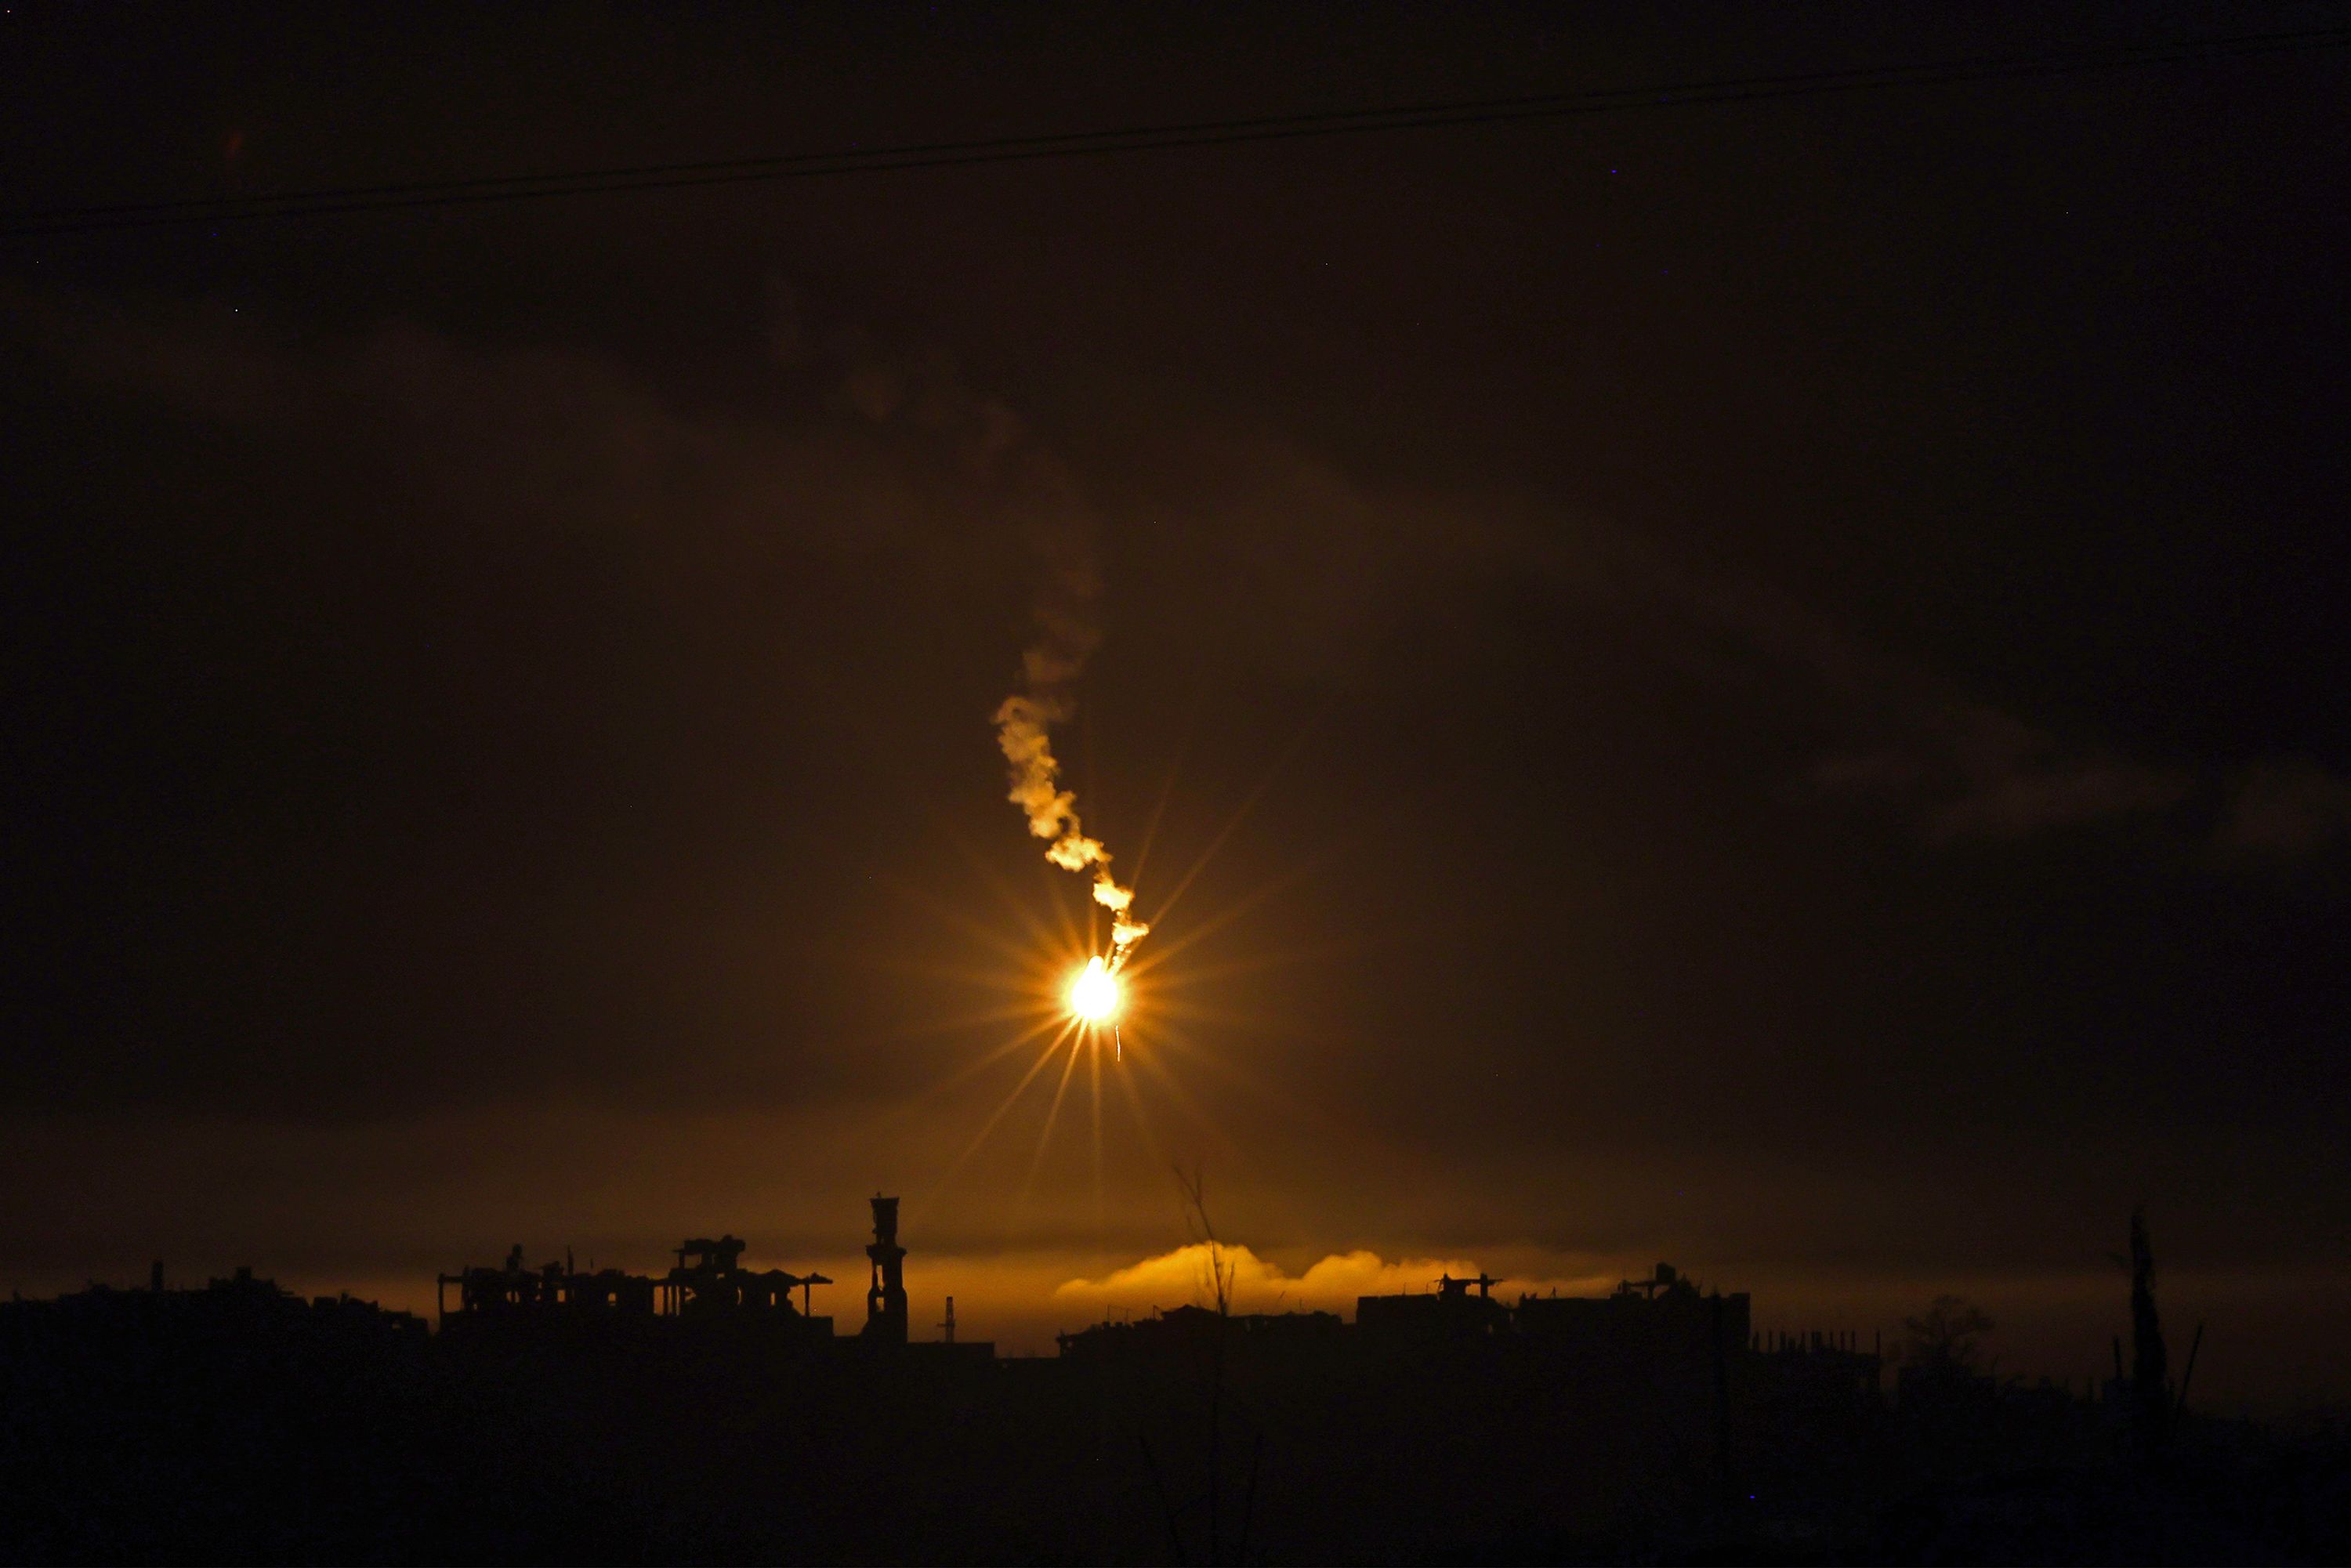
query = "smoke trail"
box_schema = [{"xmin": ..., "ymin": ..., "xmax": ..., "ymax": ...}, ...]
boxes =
[
  {"xmin": 994, "ymin": 550, "xmax": 1149, "ymax": 962},
  {"xmin": 810, "ymin": 314, "xmax": 1150, "ymax": 965}
]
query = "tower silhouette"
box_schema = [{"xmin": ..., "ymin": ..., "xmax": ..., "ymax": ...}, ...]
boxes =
[{"xmin": 862, "ymin": 1193, "xmax": 907, "ymax": 1344}]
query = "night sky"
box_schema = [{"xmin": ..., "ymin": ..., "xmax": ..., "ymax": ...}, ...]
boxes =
[{"xmin": 5, "ymin": 4, "xmax": 2347, "ymax": 1405}]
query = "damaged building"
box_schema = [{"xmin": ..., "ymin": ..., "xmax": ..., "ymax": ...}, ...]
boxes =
[{"xmin": 433, "ymin": 1194, "xmax": 990, "ymax": 1363}]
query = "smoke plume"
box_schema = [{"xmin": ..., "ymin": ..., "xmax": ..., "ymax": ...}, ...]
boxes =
[
  {"xmin": 993, "ymin": 532, "xmax": 1149, "ymax": 961},
  {"xmin": 770, "ymin": 302, "xmax": 1150, "ymax": 962}
]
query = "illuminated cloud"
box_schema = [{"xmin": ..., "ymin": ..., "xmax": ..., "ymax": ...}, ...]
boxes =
[{"xmin": 1053, "ymin": 1243, "xmax": 1610, "ymax": 1316}]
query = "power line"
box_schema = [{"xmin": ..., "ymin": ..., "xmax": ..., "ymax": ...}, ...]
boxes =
[{"xmin": 6, "ymin": 23, "xmax": 2347, "ymax": 239}]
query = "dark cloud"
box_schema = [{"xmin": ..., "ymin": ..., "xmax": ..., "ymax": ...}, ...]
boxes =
[
  {"xmin": 2218, "ymin": 757, "xmax": 2351, "ymax": 860},
  {"xmin": 4, "ymin": 3, "xmax": 2347, "ymax": 1408}
]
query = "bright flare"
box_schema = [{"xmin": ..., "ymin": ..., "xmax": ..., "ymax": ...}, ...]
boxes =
[{"xmin": 1068, "ymin": 956, "xmax": 1120, "ymax": 1023}]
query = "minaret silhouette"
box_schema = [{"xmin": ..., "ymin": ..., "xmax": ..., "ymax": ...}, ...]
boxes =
[{"xmin": 862, "ymin": 1194, "xmax": 907, "ymax": 1345}]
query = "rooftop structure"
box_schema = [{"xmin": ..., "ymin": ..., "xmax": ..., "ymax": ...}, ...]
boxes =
[
  {"xmin": 438, "ymin": 1236, "xmax": 831, "ymax": 1339},
  {"xmin": 429, "ymin": 1200, "xmax": 994, "ymax": 1359}
]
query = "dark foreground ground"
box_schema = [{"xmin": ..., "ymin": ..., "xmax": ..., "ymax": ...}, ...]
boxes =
[{"xmin": 2, "ymin": 1296, "xmax": 2346, "ymax": 1564}]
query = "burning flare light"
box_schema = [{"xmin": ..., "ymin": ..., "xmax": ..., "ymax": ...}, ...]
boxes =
[{"xmin": 1067, "ymin": 955, "xmax": 1120, "ymax": 1023}]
